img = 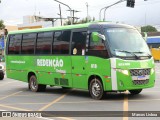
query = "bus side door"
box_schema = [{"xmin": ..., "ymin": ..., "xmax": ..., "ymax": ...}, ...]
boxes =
[{"xmin": 71, "ymin": 29, "xmax": 88, "ymax": 89}]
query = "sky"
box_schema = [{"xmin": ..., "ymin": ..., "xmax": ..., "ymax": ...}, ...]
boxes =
[{"xmin": 0, "ymin": 0, "xmax": 160, "ymax": 27}]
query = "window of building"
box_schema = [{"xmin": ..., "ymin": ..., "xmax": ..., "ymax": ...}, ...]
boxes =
[
  {"xmin": 21, "ymin": 33, "xmax": 36, "ymax": 54},
  {"xmin": 36, "ymin": 32, "xmax": 53, "ymax": 54},
  {"xmin": 53, "ymin": 31, "xmax": 71, "ymax": 54},
  {"xmin": 8, "ymin": 34, "xmax": 22, "ymax": 54},
  {"xmin": 71, "ymin": 31, "xmax": 87, "ymax": 55}
]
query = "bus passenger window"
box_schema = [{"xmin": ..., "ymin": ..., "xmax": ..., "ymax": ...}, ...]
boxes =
[
  {"xmin": 21, "ymin": 33, "xmax": 36, "ymax": 54},
  {"xmin": 36, "ymin": 32, "xmax": 52, "ymax": 54},
  {"xmin": 53, "ymin": 31, "xmax": 71, "ymax": 54},
  {"xmin": 8, "ymin": 34, "xmax": 22, "ymax": 54}
]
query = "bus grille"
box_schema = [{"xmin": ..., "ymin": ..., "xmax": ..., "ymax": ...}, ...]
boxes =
[
  {"xmin": 132, "ymin": 79, "xmax": 149, "ymax": 85},
  {"xmin": 130, "ymin": 69, "xmax": 150, "ymax": 76}
]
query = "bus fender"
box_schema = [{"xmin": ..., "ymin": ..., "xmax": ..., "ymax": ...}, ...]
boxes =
[{"xmin": 87, "ymin": 73, "xmax": 106, "ymax": 90}]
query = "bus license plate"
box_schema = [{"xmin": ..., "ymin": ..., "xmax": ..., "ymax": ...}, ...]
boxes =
[{"xmin": 137, "ymin": 76, "xmax": 146, "ymax": 80}]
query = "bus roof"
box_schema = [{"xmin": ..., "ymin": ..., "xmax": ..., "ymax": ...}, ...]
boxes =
[{"xmin": 8, "ymin": 21, "xmax": 134, "ymax": 34}]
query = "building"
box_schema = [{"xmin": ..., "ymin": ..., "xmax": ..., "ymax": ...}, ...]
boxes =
[
  {"xmin": 17, "ymin": 15, "xmax": 62, "ymax": 30},
  {"xmin": 145, "ymin": 32, "xmax": 160, "ymax": 61}
]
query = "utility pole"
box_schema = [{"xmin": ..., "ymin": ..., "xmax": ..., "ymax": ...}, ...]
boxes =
[
  {"xmin": 103, "ymin": 0, "xmax": 126, "ymax": 21},
  {"xmin": 53, "ymin": 0, "xmax": 72, "ymax": 25},
  {"xmin": 86, "ymin": 2, "xmax": 89, "ymax": 22},
  {"xmin": 100, "ymin": 0, "xmax": 136, "ymax": 21},
  {"xmin": 59, "ymin": 4, "xmax": 62, "ymax": 26},
  {"xmin": 67, "ymin": 10, "xmax": 80, "ymax": 24},
  {"xmin": 73, "ymin": 10, "xmax": 80, "ymax": 24}
]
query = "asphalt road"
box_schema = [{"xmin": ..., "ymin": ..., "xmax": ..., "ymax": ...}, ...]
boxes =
[{"xmin": 0, "ymin": 63, "xmax": 160, "ymax": 120}]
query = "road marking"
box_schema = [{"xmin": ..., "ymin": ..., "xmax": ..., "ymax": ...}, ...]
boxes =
[
  {"xmin": 4, "ymin": 103, "xmax": 48, "ymax": 105},
  {"xmin": 57, "ymin": 100, "xmax": 123, "ymax": 104},
  {"xmin": 0, "ymin": 91, "xmax": 23, "ymax": 101},
  {"xmin": 0, "ymin": 104, "xmax": 30, "ymax": 111},
  {"xmin": 38, "ymin": 117, "xmax": 55, "ymax": 120},
  {"xmin": 0, "ymin": 109, "xmax": 6, "ymax": 111},
  {"xmin": 38, "ymin": 91, "xmax": 71, "ymax": 111},
  {"xmin": 129, "ymin": 98, "xmax": 160, "ymax": 102},
  {"xmin": 14, "ymin": 93, "xmax": 53, "ymax": 96},
  {"xmin": 57, "ymin": 117, "xmax": 75, "ymax": 120},
  {"xmin": 123, "ymin": 91, "xmax": 128, "ymax": 120},
  {"xmin": 0, "ymin": 92, "xmax": 72, "ymax": 120}
]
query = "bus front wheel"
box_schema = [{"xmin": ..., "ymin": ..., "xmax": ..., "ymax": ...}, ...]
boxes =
[
  {"xmin": 29, "ymin": 75, "xmax": 46, "ymax": 92},
  {"xmin": 89, "ymin": 78, "xmax": 104, "ymax": 100},
  {"xmin": 129, "ymin": 89, "xmax": 142, "ymax": 95}
]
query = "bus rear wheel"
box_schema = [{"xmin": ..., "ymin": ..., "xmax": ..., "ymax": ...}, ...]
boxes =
[
  {"xmin": 89, "ymin": 78, "xmax": 104, "ymax": 100},
  {"xmin": 129, "ymin": 89, "xmax": 142, "ymax": 95},
  {"xmin": 29, "ymin": 75, "xmax": 46, "ymax": 92}
]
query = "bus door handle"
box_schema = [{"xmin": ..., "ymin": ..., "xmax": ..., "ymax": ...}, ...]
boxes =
[
  {"xmin": 83, "ymin": 67, "xmax": 85, "ymax": 70},
  {"xmin": 72, "ymin": 66, "xmax": 74, "ymax": 69}
]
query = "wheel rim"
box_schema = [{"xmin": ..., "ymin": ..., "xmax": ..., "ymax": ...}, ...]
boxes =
[
  {"xmin": 92, "ymin": 82, "xmax": 101, "ymax": 97},
  {"xmin": 30, "ymin": 77, "xmax": 37, "ymax": 90}
]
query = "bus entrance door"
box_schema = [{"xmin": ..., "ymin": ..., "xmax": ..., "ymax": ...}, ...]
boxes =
[{"xmin": 71, "ymin": 30, "xmax": 87, "ymax": 89}]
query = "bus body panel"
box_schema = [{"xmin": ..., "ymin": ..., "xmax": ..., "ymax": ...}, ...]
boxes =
[
  {"xmin": 6, "ymin": 55, "xmax": 73, "ymax": 87},
  {"xmin": 85, "ymin": 56, "xmax": 112, "ymax": 91}
]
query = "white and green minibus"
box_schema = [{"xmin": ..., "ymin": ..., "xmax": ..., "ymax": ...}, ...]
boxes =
[{"xmin": 6, "ymin": 22, "xmax": 155, "ymax": 99}]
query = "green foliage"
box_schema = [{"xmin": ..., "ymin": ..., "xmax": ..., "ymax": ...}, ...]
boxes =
[
  {"xmin": 0, "ymin": 20, "xmax": 5, "ymax": 30},
  {"xmin": 64, "ymin": 17, "xmax": 96, "ymax": 25},
  {"xmin": 141, "ymin": 25, "xmax": 157, "ymax": 32}
]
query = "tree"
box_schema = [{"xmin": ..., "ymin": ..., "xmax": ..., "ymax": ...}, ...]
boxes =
[
  {"xmin": 141, "ymin": 25, "xmax": 157, "ymax": 32},
  {"xmin": 0, "ymin": 20, "xmax": 5, "ymax": 30},
  {"xmin": 63, "ymin": 17, "xmax": 95, "ymax": 25}
]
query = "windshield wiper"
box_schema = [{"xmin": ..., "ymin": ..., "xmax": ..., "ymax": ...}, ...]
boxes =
[
  {"xmin": 132, "ymin": 51, "xmax": 152, "ymax": 58},
  {"xmin": 114, "ymin": 49, "xmax": 139, "ymax": 59}
]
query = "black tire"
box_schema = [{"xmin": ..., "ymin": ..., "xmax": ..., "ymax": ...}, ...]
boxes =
[
  {"xmin": 0, "ymin": 72, "xmax": 4, "ymax": 80},
  {"xmin": 29, "ymin": 75, "xmax": 46, "ymax": 92},
  {"xmin": 129, "ymin": 89, "xmax": 142, "ymax": 95},
  {"xmin": 62, "ymin": 87, "xmax": 72, "ymax": 89},
  {"xmin": 89, "ymin": 78, "xmax": 104, "ymax": 100}
]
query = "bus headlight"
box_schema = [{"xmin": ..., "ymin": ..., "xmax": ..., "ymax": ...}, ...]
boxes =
[
  {"xmin": 115, "ymin": 69, "xmax": 129, "ymax": 76},
  {"xmin": 151, "ymin": 68, "xmax": 155, "ymax": 75}
]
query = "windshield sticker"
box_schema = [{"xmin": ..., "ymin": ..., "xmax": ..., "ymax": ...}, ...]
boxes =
[
  {"xmin": 37, "ymin": 59, "xmax": 63, "ymax": 69},
  {"xmin": 115, "ymin": 51, "xmax": 127, "ymax": 56}
]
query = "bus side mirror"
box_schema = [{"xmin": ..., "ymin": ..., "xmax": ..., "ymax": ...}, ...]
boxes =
[{"xmin": 91, "ymin": 32, "xmax": 105, "ymax": 42}]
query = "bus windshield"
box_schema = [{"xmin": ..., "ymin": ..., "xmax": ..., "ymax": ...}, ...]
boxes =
[{"xmin": 105, "ymin": 28, "xmax": 151, "ymax": 58}]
